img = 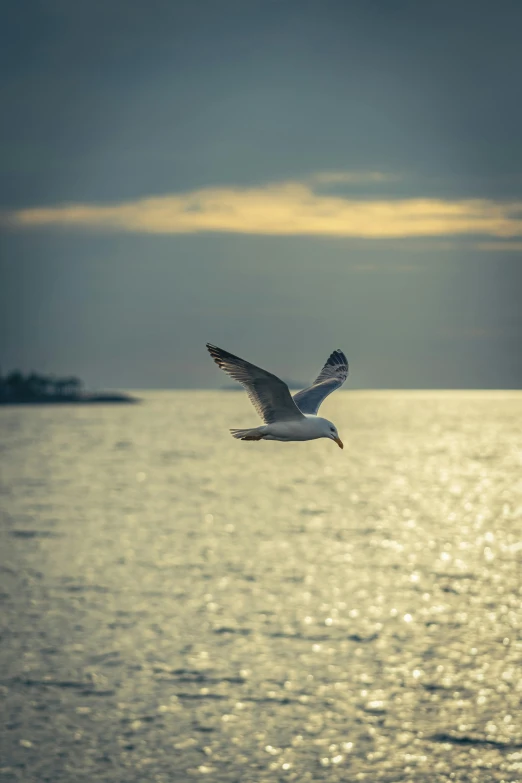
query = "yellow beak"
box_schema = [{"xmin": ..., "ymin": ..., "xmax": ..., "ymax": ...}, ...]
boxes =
[{"xmin": 333, "ymin": 436, "xmax": 343, "ymax": 449}]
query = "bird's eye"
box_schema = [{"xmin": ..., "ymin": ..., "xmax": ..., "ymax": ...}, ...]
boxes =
[{"xmin": 330, "ymin": 427, "xmax": 335, "ymax": 433}]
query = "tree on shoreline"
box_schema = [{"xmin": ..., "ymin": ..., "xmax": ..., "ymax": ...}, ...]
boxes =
[{"xmin": 0, "ymin": 370, "xmax": 84, "ymax": 401}]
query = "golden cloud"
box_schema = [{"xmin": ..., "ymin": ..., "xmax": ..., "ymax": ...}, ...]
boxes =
[{"xmin": 6, "ymin": 175, "xmax": 522, "ymax": 239}]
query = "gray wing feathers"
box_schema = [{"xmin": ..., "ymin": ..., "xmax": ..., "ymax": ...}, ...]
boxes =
[
  {"xmin": 206, "ymin": 344, "xmax": 304, "ymax": 424},
  {"xmin": 293, "ymin": 349, "xmax": 348, "ymax": 415}
]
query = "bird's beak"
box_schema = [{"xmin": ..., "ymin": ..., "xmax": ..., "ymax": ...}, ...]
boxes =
[{"xmin": 333, "ymin": 436, "xmax": 343, "ymax": 449}]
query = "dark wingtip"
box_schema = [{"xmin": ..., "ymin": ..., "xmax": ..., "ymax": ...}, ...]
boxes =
[
  {"xmin": 206, "ymin": 343, "xmax": 225, "ymax": 368},
  {"xmin": 329, "ymin": 349, "xmax": 348, "ymax": 363},
  {"xmin": 327, "ymin": 349, "xmax": 349, "ymax": 376}
]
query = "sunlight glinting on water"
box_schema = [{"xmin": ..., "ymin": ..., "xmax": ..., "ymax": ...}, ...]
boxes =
[{"xmin": 0, "ymin": 390, "xmax": 521, "ymax": 782}]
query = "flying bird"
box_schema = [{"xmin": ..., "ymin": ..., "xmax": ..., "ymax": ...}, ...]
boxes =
[{"xmin": 206, "ymin": 344, "xmax": 348, "ymax": 448}]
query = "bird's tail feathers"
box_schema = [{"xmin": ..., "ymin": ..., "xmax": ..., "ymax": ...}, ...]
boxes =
[{"xmin": 230, "ymin": 427, "xmax": 264, "ymax": 441}]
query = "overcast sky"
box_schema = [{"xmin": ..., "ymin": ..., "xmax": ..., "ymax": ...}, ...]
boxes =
[{"xmin": 1, "ymin": 0, "xmax": 521, "ymax": 388}]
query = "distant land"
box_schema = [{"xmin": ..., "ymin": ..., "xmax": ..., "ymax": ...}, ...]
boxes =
[{"xmin": 0, "ymin": 371, "xmax": 138, "ymax": 405}]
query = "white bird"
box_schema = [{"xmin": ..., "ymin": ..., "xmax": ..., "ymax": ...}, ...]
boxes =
[{"xmin": 206, "ymin": 344, "xmax": 348, "ymax": 448}]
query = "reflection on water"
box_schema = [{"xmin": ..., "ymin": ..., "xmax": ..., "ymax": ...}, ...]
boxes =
[{"xmin": 0, "ymin": 391, "xmax": 521, "ymax": 782}]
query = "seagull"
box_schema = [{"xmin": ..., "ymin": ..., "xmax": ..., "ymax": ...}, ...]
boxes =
[{"xmin": 206, "ymin": 344, "xmax": 348, "ymax": 448}]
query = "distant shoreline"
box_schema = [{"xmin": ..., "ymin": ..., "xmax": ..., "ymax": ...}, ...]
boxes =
[{"xmin": 0, "ymin": 370, "xmax": 139, "ymax": 405}]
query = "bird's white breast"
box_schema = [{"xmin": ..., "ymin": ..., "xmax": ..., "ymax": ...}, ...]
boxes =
[{"xmin": 263, "ymin": 416, "xmax": 325, "ymax": 442}]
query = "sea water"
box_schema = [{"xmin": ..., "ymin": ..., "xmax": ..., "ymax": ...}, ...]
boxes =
[{"xmin": 0, "ymin": 391, "xmax": 521, "ymax": 782}]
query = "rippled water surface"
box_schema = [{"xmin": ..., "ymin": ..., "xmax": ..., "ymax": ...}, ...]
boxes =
[{"xmin": 1, "ymin": 391, "xmax": 521, "ymax": 782}]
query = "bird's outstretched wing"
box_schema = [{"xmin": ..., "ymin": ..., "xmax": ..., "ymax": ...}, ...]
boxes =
[
  {"xmin": 293, "ymin": 349, "xmax": 348, "ymax": 415},
  {"xmin": 207, "ymin": 344, "xmax": 304, "ymax": 424}
]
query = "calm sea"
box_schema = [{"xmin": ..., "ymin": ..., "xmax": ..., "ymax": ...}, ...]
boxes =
[{"xmin": 0, "ymin": 391, "xmax": 521, "ymax": 782}]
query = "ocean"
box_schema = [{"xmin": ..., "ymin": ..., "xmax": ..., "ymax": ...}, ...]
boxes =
[{"xmin": 0, "ymin": 391, "xmax": 521, "ymax": 782}]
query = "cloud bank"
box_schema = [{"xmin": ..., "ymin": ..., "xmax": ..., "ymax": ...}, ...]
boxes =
[{"xmin": 6, "ymin": 174, "xmax": 522, "ymax": 240}]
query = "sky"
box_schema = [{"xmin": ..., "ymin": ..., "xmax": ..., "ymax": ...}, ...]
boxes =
[{"xmin": 1, "ymin": 0, "xmax": 521, "ymax": 389}]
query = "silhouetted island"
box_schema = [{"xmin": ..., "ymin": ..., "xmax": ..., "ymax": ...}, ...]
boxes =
[{"xmin": 0, "ymin": 370, "xmax": 138, "ymax": 405}]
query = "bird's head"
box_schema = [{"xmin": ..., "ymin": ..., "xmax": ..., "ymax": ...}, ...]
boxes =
[{"xmin": 322, "ymin": 419, "xmax": 343, "ymax": 449}]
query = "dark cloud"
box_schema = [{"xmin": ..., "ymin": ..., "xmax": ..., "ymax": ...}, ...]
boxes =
[{"xmin": 1, "ymin": 0, "xmax": 521, "ymax": 387}]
